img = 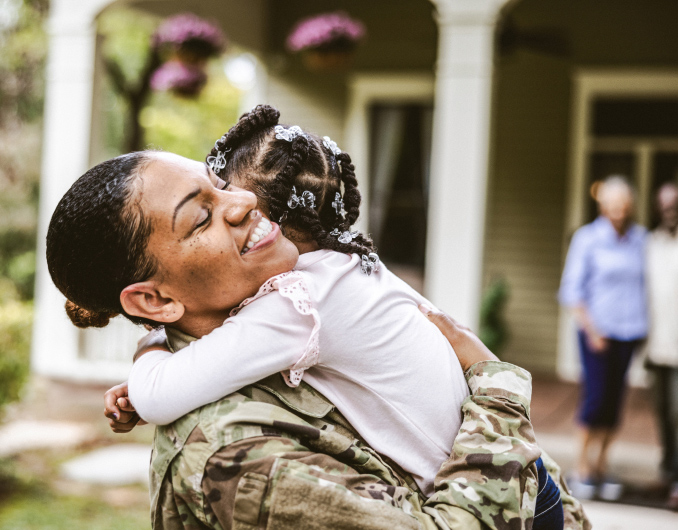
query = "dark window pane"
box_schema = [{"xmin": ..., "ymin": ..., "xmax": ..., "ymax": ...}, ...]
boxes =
[
  {"xmin": 369, "ymin": 104, "xmax": 432, "ymax": 272},
  {"xmin": 592, "ymin": 98, "xmax": 678, "ymax": 137}
]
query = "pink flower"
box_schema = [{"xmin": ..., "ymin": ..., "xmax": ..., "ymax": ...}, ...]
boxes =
[
  {"xmin": 150, "ymin": 60, "xmax": 207, "ymax": 96},
  {"xmin": 286, "ymin": 12, "xmax": 366, "ymax": 53},
  {"xmin": 152, "ymin": 13, "xmax": 226, "ymax": 58}
]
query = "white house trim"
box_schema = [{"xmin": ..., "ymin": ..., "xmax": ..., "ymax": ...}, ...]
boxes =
[
  {"xmin": 32, "ymin": 0, "xmax": 137, "ymax": 384},
  {"xmin": 425, "ymin": 0, "xmax": 513, "ymax": 329}
]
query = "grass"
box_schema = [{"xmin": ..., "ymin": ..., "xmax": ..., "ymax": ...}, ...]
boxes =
[
  {"xmin": 0, "ymin": 492, "xmax": 151, "ymax": 530},
  {"xmin": 0, "ymin": 450, "xmax": 151, "ymax": 530}
]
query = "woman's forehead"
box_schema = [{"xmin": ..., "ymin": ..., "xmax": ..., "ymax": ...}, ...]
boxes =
[
  {"xmin": 136, "ymin": 154, "xmax": 208, "ymax": 212},
  {"xmin": 147, "ymin": 151, "xmax": 203, "ymax": 174},
  {"xmin": 141, "ymin": 153, "xmax": 206, "ymax": 187}
]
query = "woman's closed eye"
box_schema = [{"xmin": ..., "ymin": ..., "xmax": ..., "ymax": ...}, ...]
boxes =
[{"xmin": 194, "ymin": 208, "xmax": 212, "ymax": 232}]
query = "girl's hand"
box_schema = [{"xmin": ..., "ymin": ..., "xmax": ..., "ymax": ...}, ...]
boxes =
[
  {"xmin": 104, "ymin": 381, "xmax": 147, "ymax": 433},
  {"xmin": 106, "ymin": 329, "xmax": 167, "ymax": 433},
  {"xmin": 419, "ymin": 304, "xmax": 498, "ymax": 371}
]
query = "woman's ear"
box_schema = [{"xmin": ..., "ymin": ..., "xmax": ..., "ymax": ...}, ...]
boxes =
[{"xmin": 120, "ymin": 281, "xmax": 184, "ymax": 323}]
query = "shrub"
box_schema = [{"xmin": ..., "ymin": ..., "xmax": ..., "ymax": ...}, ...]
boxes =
[
  {"xmin": 0, "ymin": 280, "xmax": 32, "ymax": 418},
  {"xmin": 479, "ymin": 278, "xmax": 509, "ymax": 356}
]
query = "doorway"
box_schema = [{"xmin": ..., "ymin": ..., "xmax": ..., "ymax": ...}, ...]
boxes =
[{"xmin": 559, "ymin": 70, "xmax": 678, "ymax": 383}]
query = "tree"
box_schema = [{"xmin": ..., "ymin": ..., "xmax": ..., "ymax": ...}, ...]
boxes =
[{"xmin": 100, "ymin": 11, "xmax": 226, "ymax": 152}]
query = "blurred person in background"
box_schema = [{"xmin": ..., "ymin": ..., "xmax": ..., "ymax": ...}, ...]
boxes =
[
  {"xmin": 645, "ymin": 182, "xmax": 678, "ymax": 510},
  {"xmin": 559, "ymin": 176, "xmax": 647, "ymax": 501}
]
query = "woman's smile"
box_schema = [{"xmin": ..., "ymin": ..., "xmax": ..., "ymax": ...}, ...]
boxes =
[{"xmin": 241, "ymin": 215, "xmax": 276, "ymax": 255}]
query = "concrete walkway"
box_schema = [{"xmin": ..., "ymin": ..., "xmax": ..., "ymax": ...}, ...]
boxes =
[
  {"xmin": 583, "ymin": 500, "xmax": 678, "ymax": 529},
  {"xmin": 530, "ymin": 375, "xmax": 662, "ymax": 483},
  {"xmin": 0, "ymin": 419, "xmax": 96, "ymax": 458},
  {"xmin": 61, "ymin": 444, "xmax": 151, "ymax": 486}
]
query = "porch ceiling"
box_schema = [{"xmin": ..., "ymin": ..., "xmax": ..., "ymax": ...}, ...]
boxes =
[{"xmin": 121, "ymin": 0, "xmax": 438, "ymax": 71}]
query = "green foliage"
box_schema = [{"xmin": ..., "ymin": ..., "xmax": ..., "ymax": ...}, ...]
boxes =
[
  {"xmin": 0, "ymin": 0, "xmax": 46, "ymax": 304},
  {"xmin": 0, "ymin": 443, "xmax": 150, "ymax": 529},
  {"xmin": 0, "ymin": 0, "xmax": 47, "ymax": 123},
  {"xmin": 97, "ymin": 7, "xmax": 242, "ymax": 160},
  {"xmin": 7, "ymin": 250, "xmax": 36, "ymax": 299},
  {"xmin": 98, "ymin": 8, "xmax": 157, "ymax": 86},
  {"xmin": 141, "ymin": 69, "xmax": 241, "ymax": 161},
  {"xmin": 478, "ymin": 278, "xmax": 510, "ymax": 356},
  {"xmin": 0, "ymin": 280, "xmax": 32, "ymax": 417}
]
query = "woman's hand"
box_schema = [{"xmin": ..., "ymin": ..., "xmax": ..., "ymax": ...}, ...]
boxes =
[
  {"xmin": 572, "ymin": 305, "xmax": 608, "ymax": 354},
  {"xmin": 585, "ymin": 329, "xmax": 608, "ymax": 354},
  {"xmin": 419, "ymin": 304, "xmax": 498, "ymax": 371},
  {"xmin": 104, "ymin": 381, "xmax": 146, "ymax": 433}
]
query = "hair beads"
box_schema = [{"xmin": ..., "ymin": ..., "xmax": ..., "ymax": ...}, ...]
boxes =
[{"xmin": 206, "ymin": 105, "xmax": 378, "ymax": 266}]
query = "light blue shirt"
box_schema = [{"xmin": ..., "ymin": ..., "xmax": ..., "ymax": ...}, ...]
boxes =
[{"xmin": 559, "ymin": 216, "xmax": 648, "ymax": 341}]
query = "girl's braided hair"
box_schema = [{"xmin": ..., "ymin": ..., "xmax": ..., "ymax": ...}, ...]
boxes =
[{"xmin": 206, "ymin": 104, "xmax": 376, "ymax": 258}]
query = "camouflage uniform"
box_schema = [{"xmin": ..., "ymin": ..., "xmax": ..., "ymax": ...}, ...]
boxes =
[{"xmin": 149, "ymin": 328, "xmax": 590, "ymax": 530}]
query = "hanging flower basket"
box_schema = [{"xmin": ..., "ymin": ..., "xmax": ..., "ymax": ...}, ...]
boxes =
[
  {"xmin": 302, "ymin": 49, "xmax": 355, "ymax": 71},
  {"xmin": 150, "ymin": 13, "xmax": 226, "ymax": 97},
  {"xmin": 286, "ymin": 12, "xmax": 366, "ymax": 72},
  {"xmin": 150, "ymin": 60, "xmax": 207, "ymax": 97},
  {"xmin": 152, "ymin": 13, "xmax": 226, "ymax": 64}
]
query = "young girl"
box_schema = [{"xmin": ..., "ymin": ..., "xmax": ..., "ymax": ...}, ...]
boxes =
[{"xmin": 124, "ymin": 105, "xmax": 563, "ymax": 528}]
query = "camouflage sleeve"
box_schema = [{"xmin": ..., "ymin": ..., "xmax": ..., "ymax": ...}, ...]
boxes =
[
  {"xmin": 197, "ymin": 436, "xmax": 488, "ymax": 530},
  {"xmin": 424, "ymin": 360, "xmax": 541, "ymax": 530}
]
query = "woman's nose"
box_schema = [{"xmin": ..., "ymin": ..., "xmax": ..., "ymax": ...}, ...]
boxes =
[{"xmin": 221, "ymin": 187, "xmax": 258, "ymax": 225}]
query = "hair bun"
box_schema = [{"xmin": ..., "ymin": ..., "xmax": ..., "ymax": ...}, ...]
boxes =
[
  {"xmin": 240, "ymin": 104, "xmax": 280, "ymax": 128},
  {"xmin": 65, "ymin": 300, "xmax": 117, "ymax": 328},
  {"xmin": 226, "ymin": 104, "xmax": 280, "ymax": 146}
]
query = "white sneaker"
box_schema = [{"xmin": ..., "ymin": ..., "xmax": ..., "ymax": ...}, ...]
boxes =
[
  {"xmin": 568, "ymin": 475, "xmax": 597, "ymax": 500},
  {"xmin": 598, "ymin": 478, "xmax": 623, "ymax": 501}
]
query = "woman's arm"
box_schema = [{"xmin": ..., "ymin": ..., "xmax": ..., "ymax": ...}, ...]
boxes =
[
  {"xmin": 559, "ymin": 229, "xmax": 607, "ymax": 352},
  {"xmin": 128, "ymin": 291, "xmax": 315, "ymax": 425}
]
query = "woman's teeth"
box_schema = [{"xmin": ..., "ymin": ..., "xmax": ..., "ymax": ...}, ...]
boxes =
[{"xmin": 242, "ymin": 218, "xmax": 272, "ymax": 255}]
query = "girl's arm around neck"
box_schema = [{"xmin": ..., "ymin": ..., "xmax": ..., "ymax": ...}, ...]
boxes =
[{"xmin": 127, "ymin": 292, "xmax": 316, "ymax": 425}]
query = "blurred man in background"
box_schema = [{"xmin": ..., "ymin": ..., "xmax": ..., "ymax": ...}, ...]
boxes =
[{"xmin": 646, "ymin": 182, "xmax": 678, "ymax": 510}]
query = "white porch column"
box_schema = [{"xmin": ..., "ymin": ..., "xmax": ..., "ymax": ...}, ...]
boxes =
[
  {"xmin": 32, "ymin": 0, "xmax": 131, "ymax": 382},
  {"xmin": 425, "ymin": 0, "xmax": 514, "ymax": 329}
]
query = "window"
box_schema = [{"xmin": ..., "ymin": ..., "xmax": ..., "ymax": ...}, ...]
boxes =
[
  {"xmin": 568, "ymin": 73, "xmax": 678, "ymax": 230},
  {"xmin": 368, "ymin": 104, "xmax": 433, "ymax": 276}
]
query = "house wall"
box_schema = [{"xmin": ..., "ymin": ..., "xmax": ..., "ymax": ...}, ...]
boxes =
[
  {"xmin": 264, "ymin": 0, "xmax": 437, "ymax": 146},
  {"xmin": 484, "ymin": 0, "xmax": 678, "ymax": 373}
]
